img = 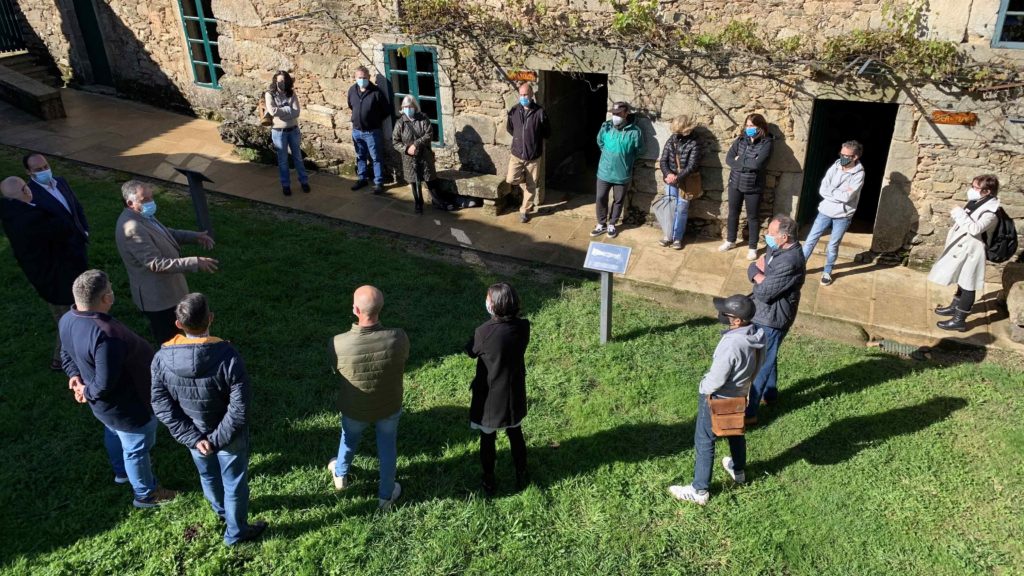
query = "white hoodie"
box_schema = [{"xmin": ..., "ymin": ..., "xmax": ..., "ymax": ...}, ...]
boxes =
[{"xmin": 698, "ymin": 324, "xmax": 766, "ymax": 397}]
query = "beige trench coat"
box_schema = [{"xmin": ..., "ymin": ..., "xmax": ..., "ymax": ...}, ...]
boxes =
[{"xmin": 927, "ymin": 197, "xmax": 999, "ymax": 292}]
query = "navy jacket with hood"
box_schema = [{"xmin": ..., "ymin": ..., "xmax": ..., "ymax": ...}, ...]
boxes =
[{"xmin": 151, "ymin": 335, "xmax": 251, "ymax": 450}]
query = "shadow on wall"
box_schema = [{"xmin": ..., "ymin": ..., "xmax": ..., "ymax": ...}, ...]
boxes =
[
  {"xmin": 456, "ymin": 125, "xmax": 497, "ymax": 175},
  {"xmin": 6, "ymin": 2, "xmax": 61, "ymax": 82},
  {"xmin": 872, "ymin": 171, "xmax": 919, "ymax": 254}
]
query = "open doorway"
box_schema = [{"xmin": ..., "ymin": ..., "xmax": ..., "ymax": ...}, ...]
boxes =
[
  {"xmin": 539, "ymin": 71, "xmax": 608, "ymax": 195},
  {"xmin": 797, "ymin": 99, "xmax": 898, "ymax": 241}
]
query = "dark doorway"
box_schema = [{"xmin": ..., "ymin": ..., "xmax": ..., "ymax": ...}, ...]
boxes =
[
  {"xmin": 71, "ymin": 0, "xmax": 113, "ymax": 86},
  {"xmin": 540, "ymin": 71, "xmax": 607, "ymax": 194},
  {"xmin": 797, "ymin": 99, "xmax": 898, "ymax": 230}
]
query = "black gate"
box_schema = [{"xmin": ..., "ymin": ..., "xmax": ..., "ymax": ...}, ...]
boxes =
[{"xmin": 0, "ymin": 0, "xmax": 26, "ymax": 53}]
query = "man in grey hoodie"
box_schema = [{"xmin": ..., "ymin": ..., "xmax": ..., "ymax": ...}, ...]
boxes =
[
  {"xmin": 669, "ymin": 294, "xmax": 765, "ymax": 506},
  {"xmin": 801, "ymin": 141, "xmax": 865, "ymax": 286}
]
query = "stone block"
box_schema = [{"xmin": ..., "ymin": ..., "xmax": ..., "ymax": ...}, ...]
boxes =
[
  {"xmin": 214, "ymin": 0, "xmax": 262, "ymax": 26},
  {"xmin": 1007, "ymin": 282, "xmax": 1024, "ymax": 344},
  {"xmin": 916, "ymin": 119, "xmax": 981, "ymax": 145},
  {"xmin": 0, "ymin": 65, "xmax": 65, "ymax": 120},
  {"xmin": 299, "ymin": 54, "xmax": 341, "ymax": 80},
  {"xmin": 455, "ymin": 114, "xmax": 497, "ymax": 145},
  {"xmin": 928, "ymin": 0, "xmax": 971, "ymax": 41},
  {"xmin": 231, "ymin": 40, "xmax": 293, "ymax": 73},
  {"xmin": 304, "ymin": 104, "xmax": 336, "ymax": 128},
  {"xmin": 436, "ymin": 170, "xmax": 509, "ymax": 200}
]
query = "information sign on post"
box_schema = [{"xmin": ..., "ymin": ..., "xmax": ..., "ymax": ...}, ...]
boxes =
[
  {"xmin": 583, "ymin": 242, "xmax": 632, "ymax": 344},
  {"xmin": 174, "ymin": 168, "xmax": 216, "ymax": 239}
]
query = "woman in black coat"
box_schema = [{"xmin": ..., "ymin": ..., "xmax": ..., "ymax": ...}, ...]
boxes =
[
  {"xmin": 722, "ymin": 113, "xmax": 774, "ymax": 261},
  {"xmin": 465, "ymin": 282, "xmax": 531, "ymax": 496}
]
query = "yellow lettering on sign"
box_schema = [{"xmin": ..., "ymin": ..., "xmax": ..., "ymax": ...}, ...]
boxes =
[{"xmin": 931, "ymin": 111, "xmax": 978, "ymax": 126}]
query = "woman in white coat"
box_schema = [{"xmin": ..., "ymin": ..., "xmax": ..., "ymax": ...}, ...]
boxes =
[{"xmin": 927, "ymin": 174, "xmax": 1001, "ymax": 332}]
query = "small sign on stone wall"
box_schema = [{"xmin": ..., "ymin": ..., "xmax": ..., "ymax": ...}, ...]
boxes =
[
  {"xmin": 931, "ymin": 110, "xmax": 978, "ymax": 126},
  {"xmin": 504, "ymin": 69, "xmax": 537, "ymax": 83}
]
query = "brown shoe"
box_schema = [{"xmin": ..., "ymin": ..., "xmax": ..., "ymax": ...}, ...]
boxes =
[
  {"xmin": 744, "ymin": 416, "xmax": 758, "ymax": 427},
  {"xmin": 133, "ymin": 486, "xmax": 177, "ymax": 508}
]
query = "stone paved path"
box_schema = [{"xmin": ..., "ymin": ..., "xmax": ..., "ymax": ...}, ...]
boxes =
[{"xmin": 1, "ymin": 89, "xmax": 1018, "ymax": 352}]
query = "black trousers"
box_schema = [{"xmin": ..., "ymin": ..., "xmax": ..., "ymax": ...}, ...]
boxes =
[
  {"xmin": 726, "ymin": 187, "xmax": 762, "ymax": 249},
  {"xmin": 954, "ymin": 286, "xmax": 976, "ymax": 312},
  {"xmin": 595, "ymin": 179, "xmax": 626, "ymax": 226},
  {"xmin": 144, "ymin": 307, "xmax": 179, "ymax": 345},
  {"xmin": 479, "ymin": 426, "xmax": 527, "ymax": 477}
]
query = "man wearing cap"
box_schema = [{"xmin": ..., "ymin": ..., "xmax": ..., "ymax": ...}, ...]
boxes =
[
  {"xmin": 591, "ymin": 101, "xmax": 645, "ymax": 239},
  {"xmin": 668, "ymin": 294, "xmax": 765, "ymax": 506}
]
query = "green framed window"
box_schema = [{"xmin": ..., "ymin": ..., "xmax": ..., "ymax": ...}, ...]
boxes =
[
  {"xmin": 994, "ymin": 0, "xmax": 1024, "ymax": 48},
  {"xmin": 384, "ymin": 45, "xmax": 443, "ymax": 145},
  {"xmin": 177, "ymin": 0, "xmax": 224, "ymax": 88}
]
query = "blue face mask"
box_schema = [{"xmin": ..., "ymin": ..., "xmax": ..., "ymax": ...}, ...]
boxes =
[
  {"xmin": 402, "ymin": 107, "xmax": 415, "ymax": 118},
  {"xmin": 764, "ymin": 234, "xmax": 778, "ymax": 249},
  {"xmin": 744, "ymin": 127, "xmax": 758, "ymax": 138},
  {"xmin": 33, "ymin": 169, "xmax": 53, "ymax": 185},
  {"xmin": 140, "ymin": 201, "xmax": 157, "ymax": 218},
  {"xmin": 356, "ymin": 78, "xmax": 368, "ymax": 89},
  {"xmin": 519, "ymin": 96, "xmax": 531, "ymax": 107}
]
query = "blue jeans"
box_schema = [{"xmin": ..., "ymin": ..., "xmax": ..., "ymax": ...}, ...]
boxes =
[
  {"xmin": 103, "ymin": 426, "xmax": 126, "ymax": 477},
  {"xmin": 271, "ymin": 127, "xmax": 309, "ymax": 187},
  {"xmin": 110, "ymin": 417, "xmax": 158, "ymax": 500},
  {"xmin": 352, "ymin": 128, "xmax": 384, "ymax": 185},
  {"xmin": 665, "ymin": 185, "xmax": 690, "ymax": 242},
  {"xmin": 802, "ymin": 212, "xmax": 852, "ymax": 275},
  {"xmin": 334, "ymin": 409, "xmax": 401, "ymax": 500},
  {"xmin": 746, "ymin": 325, "xmax": 787, "ymax": 418},
  {"xmin": 693, "ymin": 394, "xmax": 746, "ymax": 491},
  {"xmin": 190, "ymin": 433, "xmax": 251, "ymax": 545}
]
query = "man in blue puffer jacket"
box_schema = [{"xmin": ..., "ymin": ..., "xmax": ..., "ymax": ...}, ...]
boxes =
[
  {"xmin": 151, "ymin": 293, "xmax": 267, "ymax": 545},
  {"xmin": 591, "ymin": 101, "xmax": 645, "ymax": 239}
]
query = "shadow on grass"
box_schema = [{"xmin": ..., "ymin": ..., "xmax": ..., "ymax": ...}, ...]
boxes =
[
  {"xmin": 615, "ymin": 316, "xmax": 717, "ymax": 342},
  {"xmin": 756, "ymin": 396, "xmax": 968, "ymax": 476}
]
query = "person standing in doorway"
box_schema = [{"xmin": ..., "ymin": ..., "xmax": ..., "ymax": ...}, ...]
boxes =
[
  {"xmin": 506, "ymin": 82, "xmax": 550, "ymax": 224},
  {"xmin": 801, "ymin": 141, "xmax": 865, "ymax": 286},
  {"xmin": 657, "ymin": 115, "xmax": 703, "ymax": 249},
  {"xmin": 348, "ymin": 65, "xmax": 391, "ymax": 195},
  {"xmin": 265, "ymin": 71, "xmax": 310, "ymax": 196},
  {"xmin": 592, "ymin": 101, "xmax": 645, "ymax": 239},
  {"xmin": 721, "ymin": 114, "xmax": 774, "ymax": 260}
]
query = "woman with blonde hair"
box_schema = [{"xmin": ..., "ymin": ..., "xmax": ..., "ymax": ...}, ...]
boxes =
[{"xmin": 656, "ymin": 115, "xmax": 703, "ymax": 249}]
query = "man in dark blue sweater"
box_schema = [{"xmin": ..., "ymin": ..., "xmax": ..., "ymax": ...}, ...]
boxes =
[
  {"xmin": 59, "ymin": 270, "xmax": 177, "ymax": 508},
  {"xmin": 151, "ymin": 293, "xmax": 267, "ymax": 545}
]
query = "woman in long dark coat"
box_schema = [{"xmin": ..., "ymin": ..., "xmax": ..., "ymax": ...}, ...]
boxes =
[
  {"xmin": 392, "ymin": 95, "xmax": 457, "ymax": 213},
  {"xmin": 465, "ymin": 282, "xmax": 531, "ymax": 496}
]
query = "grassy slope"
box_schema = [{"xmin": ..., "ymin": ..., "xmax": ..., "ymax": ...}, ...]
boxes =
[{"xmin": 0, "ymin": 150, "xmax": 1021, "ymax": 576}]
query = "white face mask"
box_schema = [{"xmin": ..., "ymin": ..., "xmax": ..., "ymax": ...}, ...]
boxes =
[
  {"xmin": 611, "ymin": 115, "xmax": 624, "ymax": 127},
  {"xmin": 967, "ymin": 187, "xmax": 981, "ymax": 202},
  {"xmin": 485, "ymin": 298, "xmax": 494, "ymax": 316}
]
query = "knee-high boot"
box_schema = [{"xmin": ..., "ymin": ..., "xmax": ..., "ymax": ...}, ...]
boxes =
[{"xmin": 411, "ymin": 181, "xmax": 424, "ymax": 213}]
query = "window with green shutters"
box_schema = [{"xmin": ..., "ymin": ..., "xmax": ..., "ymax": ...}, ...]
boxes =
[
  {"xmin": 995, "ymin": 0, "xmax": 1024, "ymax": 48},
  {"xmin": 384, "ymin": 45, "xmax": 443, "ymax": 145},
  {"xmin": 177, "ymin": 0, "xmax": 224, "ymax": 88}
]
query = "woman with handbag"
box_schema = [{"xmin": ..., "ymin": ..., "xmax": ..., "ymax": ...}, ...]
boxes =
[
  {"xmin": 928, "ymin": 174, "xmax": 1001, "ymax": 332},
  {"xmin": 721, "ymin": 113, "xmax": 774, "ymax": 260},
  {"xmin": 669, "ymin": 295, "xmax": 764, "ymax": 506},
  {"xmin": 655, "ymin": 115, "xmax": 703, "ymax": 250},
  {"xmin": 265, "ymin": 71, "xmax": 310, "ymax": 196},
  {"xmin": 465, "ymin": 282, "xmax": 531, "ymax": 496}
]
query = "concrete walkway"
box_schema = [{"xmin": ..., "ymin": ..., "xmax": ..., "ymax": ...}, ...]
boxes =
[{"xmin": 0, "ymin": 89, "xmax": 1017, "ymax": 352}]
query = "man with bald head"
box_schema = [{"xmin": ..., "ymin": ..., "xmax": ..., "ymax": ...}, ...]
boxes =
[
  {"xmin": 328, "ymin": 285, "xmax": 409, "ymax": 511},
  {"xmin": 1, "ymin": 174, "xmax": 89, "ymax": 370}
]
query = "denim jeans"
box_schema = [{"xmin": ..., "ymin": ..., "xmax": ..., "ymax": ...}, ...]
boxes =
[
  {"xmin": 103, "ymin": 426, "xmax": 126, "ymax": 477},
  {"xmin": 271, "ymin": 127, "xmax": 309, "ymax": 187},
  {"xmin": 746, "ymin": 325, "xmax": 787, "ymax": 418},
  {"xmin": 802, "ymin": 212, "xmax": 852, "ymax": 275},
  {"xmin": 189, "ymin": 432, "xmax": 251, "ymax": 545},
  {"xmin": 334, "ymin": 409, "xmax": 401, "ymax": 500},
  {"xmin": 352, "ymin": 128, "xmax": 384, "ymax": 185},
  {"xmin": 693, "ymin": 394, "xmax": 746, "ymax": 491},
  {"xmin": 665, "ymin": 185, "xmax": 690, "ymax": 242},
  {"xmin": 110, "ymin": 417, "xmax": 158, "ymax": 499}
]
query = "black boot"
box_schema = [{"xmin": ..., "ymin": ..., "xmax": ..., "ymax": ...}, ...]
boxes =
[
  {"xmin": 481, "ymin": 473, "xmax": 497, "ymax": 497},
  {"xmin": 934, "ymin": 297, "xmax": 960, "ymax": 316},
  {"xmin": 411, "ymin": 182, "xmax": 424, "ymax": 214},
  {"xmin": 936, "ymin": 309, "xmax": 969, "ymax": 332}
]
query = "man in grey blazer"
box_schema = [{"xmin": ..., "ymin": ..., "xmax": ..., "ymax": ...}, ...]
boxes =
[{"xmin": 114, "ymin": 180, "xmax": 218, "ymax": 344}]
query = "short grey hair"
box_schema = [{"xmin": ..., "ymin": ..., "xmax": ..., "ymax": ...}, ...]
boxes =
[
  {"xmin": 356, "ymin": 65, "xmax": 370, "ymax": 76},
  {"xmin": 401, "ymin": 94, "xmax": 419, "ymax": 110},
  {"xmin": 842, "ymin": 140, "xmax": 863, "ymax": 157},
  {"xmin": 773, "ymin": 214, "xmax": 798, "ymax": 240},
  {"xmin": 121, "ymin": 180, "xmax": 147, "ymax": 204},
  {"xmin": 72, "ymin": 269, "xmax": 110, "ymax": 308}
]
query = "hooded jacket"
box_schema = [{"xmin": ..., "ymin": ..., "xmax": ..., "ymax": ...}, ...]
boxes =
[
  {"xmin": 596, "ymin": 116, "xmax": 645, "ymax": 184},
  {"xmin": 817, "ymin": 160, "xmax": 865, "ymax": 219},
  {"xmin": 725, "ymin": 133, "xmax": 774, "ymax": 194},
  {"xmin": 151, "ymin": 335, "xmax": 251, "ymax": 450},
  {"xmin": 698, "ymin": 324, "xmax": 766, "ymax": 397}
]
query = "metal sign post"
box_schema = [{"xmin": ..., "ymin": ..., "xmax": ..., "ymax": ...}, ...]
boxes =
[
  {"xmin": 174, "ymin": 168, "xmax": 215, "ymax": 239},
  {"xmin": 583, "ymin": 242, "xmax": 632, "ymax": 345}
]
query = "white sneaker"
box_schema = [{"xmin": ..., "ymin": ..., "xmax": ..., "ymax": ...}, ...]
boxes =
[
  {"xmin": 668, "ymin": 484, "xmax": 709, "ymax": 505},
  {"xmin": 722, "ymin": 457, "xmax": 746, "ymax": 484},
  {"xmin": 114, "ymin": 474, "xmax": 129, "ymax": 485},
  {"xmin": 746, "ymin": 248, "xmax": 758, "ymax": 261},
  {"xmin": 607, "ymin": 224, "xmax": 619, "ymax": 238},
  {"xmin": 718, "ymin": 241, "xmax": 736, "ymax": 252},
  {"xmin": 379, "ymin": 481, "xmax": 402, "ymax": 511},
  {"xmin": 327, "ymin": 458, "xmax": 352, "ymax": 491}
]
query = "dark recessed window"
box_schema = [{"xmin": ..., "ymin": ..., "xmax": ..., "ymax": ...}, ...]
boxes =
[
  {"xmin": 994, "ymin": 0, "xmax": 1024, "ymax": 48},
  {"xmin": 384, "ymin": 45, "xmax": 443, "ymax": 145}
]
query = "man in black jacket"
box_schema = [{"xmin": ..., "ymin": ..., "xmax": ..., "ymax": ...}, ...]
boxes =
[
  {"xmin": 2, "ymin": 169, "xmax": 89, "ymax": 370},
  {"xmin": 505, "ymin": 82, "xmax": 550, "ymax": 224},
  {"xmin": 59, "ymin": 269, "xmax": 176, "ymax": 508},
  {"xmin": 745, "ymin": 215, "xmax": 805, "ymax": 424},
  {"xmin": 347, "ymin": 65, "xmax": 391, "ymax": 194},
  {"xmin": 151, "ymin": 293, "xmax": 267, "ymax": 545}
]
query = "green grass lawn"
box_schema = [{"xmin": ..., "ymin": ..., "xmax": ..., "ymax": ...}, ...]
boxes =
[{"xmin": 1, "ymin": 149, "xmax": 1022, "ymax": 575}]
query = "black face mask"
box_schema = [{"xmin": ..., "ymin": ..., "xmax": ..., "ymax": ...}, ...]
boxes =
[
  {"xmin": 717, "ymin": 312, "xmax": 733, "ymax": 326},
  {"xmin": 276, "ymin": 82, "xmax": 287, "ymax": 91}
]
